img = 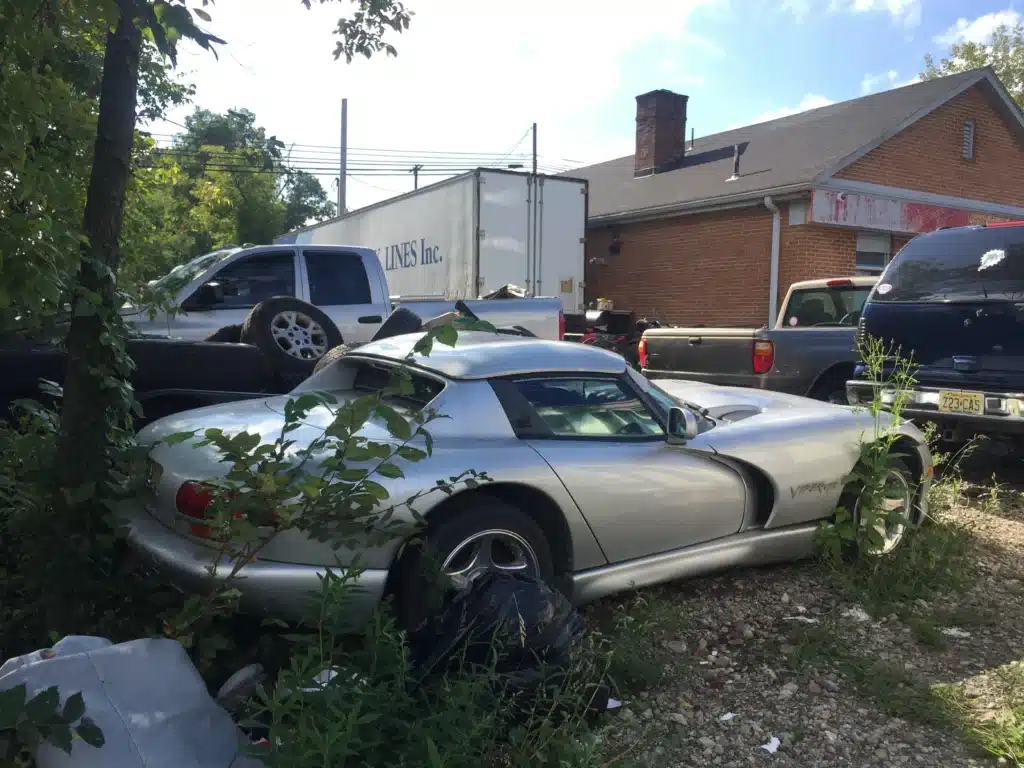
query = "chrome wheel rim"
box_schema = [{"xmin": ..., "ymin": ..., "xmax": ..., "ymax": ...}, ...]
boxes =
[
  {"xmin": 441, "ymin": 529, "xmax": 540, "ymax": 584},
  {"xmin": 856, "ymin": 468, "xmax": 912, "ymax": 555},
  {"xmin": 270, "ymin": 311, "xmax": 328, "ymax": 360}
]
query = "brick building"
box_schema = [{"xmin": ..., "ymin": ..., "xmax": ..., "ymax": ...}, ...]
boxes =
[{"xmin": 570, "ymin": 67, "xmax": 1024, "ymax": 326}]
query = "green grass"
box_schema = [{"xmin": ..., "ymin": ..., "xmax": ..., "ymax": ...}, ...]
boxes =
[{"xmin": 939, "ymin": 662, "xmax": 1024, "ymax": 767}]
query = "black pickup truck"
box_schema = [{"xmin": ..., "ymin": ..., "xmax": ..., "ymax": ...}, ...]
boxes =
[
  {"xmin": 639, "ymin": 277, "xmax": 877, "ymax": 403},
  {"xmin": 847, "ymin": 222, "xmax": 1024, "ymax": 445}
]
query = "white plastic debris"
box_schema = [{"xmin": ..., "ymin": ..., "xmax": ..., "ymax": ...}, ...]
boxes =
[
  {"xmin": 843, "ymin": 607, "xmax": 872, "ymax": 622},
  {"xmin": 761, "ymin": 735, "xmax": 781, "ymax": 754},
  {"xmin": 941, "ymin": 627, "xmax": 972, "ymax": 638},
  {"xmin": 783, "ymin": 616, "xmax": 819, "ymax": 624},
  {"xmin": 607, "ymin": 698, "xmax": 623, "ymax": 710},
  {"xmin": 719, "ymin": 712, "xmax": 737, "ymax": 721}
]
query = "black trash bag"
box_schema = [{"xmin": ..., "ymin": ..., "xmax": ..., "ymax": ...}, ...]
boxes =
[{"xmin": 408, "ymin": 572, "xmax": 610, "ymax": 723}]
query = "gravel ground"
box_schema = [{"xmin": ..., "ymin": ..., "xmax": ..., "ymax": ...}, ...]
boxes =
[{"xmin": 585, "ymin": 450, "xmax": 1024, "ymax": 767}]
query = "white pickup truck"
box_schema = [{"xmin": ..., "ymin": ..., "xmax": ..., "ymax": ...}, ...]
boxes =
[{"xmin": 125, "ymin": 244, "xmax": 565, "ymax": 343}]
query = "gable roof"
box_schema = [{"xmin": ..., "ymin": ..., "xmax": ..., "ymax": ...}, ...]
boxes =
[{"xmin": 569, "ymin": 68, "xmax": 1024, "ymax": 225}]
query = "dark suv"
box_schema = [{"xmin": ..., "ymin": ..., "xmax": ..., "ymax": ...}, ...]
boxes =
[{"xmin": 846, "ymin": 222, "xmax": 1024, "ymax": 443}]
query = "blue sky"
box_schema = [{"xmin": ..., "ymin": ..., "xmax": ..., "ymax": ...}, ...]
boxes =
[{"xmin": 148, "ymin": 2, "xmax": 1021, "ymax": 211}]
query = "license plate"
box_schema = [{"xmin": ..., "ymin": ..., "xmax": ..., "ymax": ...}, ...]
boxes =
[{"xmin": 938, "ymin": 390, "xmax": 984, "ymax": 415}]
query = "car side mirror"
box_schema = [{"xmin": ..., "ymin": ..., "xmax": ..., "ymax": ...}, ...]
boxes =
[
  {"xmin": 182, "ymin": 281, "xmax": 224, "ymax": 311},
  {"xmin": 667, "ymin": 406, "xmax": 700, "ymax": 445}
]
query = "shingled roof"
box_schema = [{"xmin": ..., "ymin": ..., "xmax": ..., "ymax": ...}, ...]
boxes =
[{"xmin": 568, "ymin": 67, "xmax": 1024, "ymax": 225}]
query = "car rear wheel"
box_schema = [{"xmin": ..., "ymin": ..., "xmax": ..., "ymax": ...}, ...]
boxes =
[{"xmin": 394, "ymin": 496, "xmax": 555, "ymax": 631}]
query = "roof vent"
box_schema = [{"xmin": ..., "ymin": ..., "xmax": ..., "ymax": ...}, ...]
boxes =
[
  {"xmin": 962, "ymin": 119, "xmax": 975, "ymax": 161},
  {"xmin": 726, "ymin": 144, "xmax": 740, "ymax": 181}
]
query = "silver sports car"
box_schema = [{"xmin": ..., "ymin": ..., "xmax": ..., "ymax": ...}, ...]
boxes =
[{"xmin": 120, "ymin": 332, "xmax": 932, "ymax": 625}]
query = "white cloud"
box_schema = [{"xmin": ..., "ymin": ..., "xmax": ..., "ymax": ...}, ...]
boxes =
[
  {"xmin": 737, "ymin": 94, "xmax": 835, "ymax": 128},
  {"xmin": 146, "ymin": 0, "xmax": 719, "ymax": 210},
  {"xmin": 934, "ymin": 9, "xmax": 1021, "ymax": 46},
  {"xmin": 783, "ymin": 0, "xmax": 921, "ymax": 27},
  {"xmin": 860, "ymin": 69, "xmax": 920, "ymax": 94}
]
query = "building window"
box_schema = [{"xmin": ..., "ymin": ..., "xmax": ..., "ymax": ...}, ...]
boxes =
[
  {"xmin": 963, "ymin": 119, "xmax": 976, "ymax": 161},
  {"xmin": 855, "ymin": 231, "xmax": 891, "ymax": 276}
]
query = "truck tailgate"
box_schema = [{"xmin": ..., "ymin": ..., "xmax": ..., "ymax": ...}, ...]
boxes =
[{"xmin": 642, "ymin": 327, "xmax": 763, "ymax": 386}]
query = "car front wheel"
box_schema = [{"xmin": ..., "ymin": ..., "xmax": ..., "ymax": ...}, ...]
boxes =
[{"xmin": 852, "ymin": 454, "xmax": 916, "ymax": 556}]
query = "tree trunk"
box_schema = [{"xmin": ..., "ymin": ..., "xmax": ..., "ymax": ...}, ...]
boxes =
[{"xmin": 55, "ymin": 4, "xmax": 141, "ymax": 497}]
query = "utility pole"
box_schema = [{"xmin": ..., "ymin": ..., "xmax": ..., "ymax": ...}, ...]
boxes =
[
  {"xmin": 531, "ymin": 122, "xmax": 537, "ymax": 175},
  {"xmin": 338, "ymin": 98, "xmax": 348, "ymax": 214},
  {"xmin": 410, "ymin": 163, "xmax": 423, "ymax": 190}
]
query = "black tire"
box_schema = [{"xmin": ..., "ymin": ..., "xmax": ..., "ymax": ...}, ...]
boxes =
[
  {"xmin": 394, "ymin": 496, "xmax": 555, "ymax": 632},
  {"xmin": 311, "ymin": 343, "xmax": 358, "ymax": 375},
  {"xmin": 371, "ymin": 307, "xmax": 424, "ymax": 342},
  {"xmin": 205, "ymin": 323, "xmax": 243, "ymax": 343},
  {"xmin": 240, "ymin": 296, "xmax": 343, "ymax": 376},
  {"xmin": 809, "ymin": 369, "xmax": 853, "ymax": 405}
]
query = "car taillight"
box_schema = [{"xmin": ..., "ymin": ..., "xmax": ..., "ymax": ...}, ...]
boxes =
[
  {"xmin": 753, "ymin": 340, "xmax": 774, "ymax": 374},
  {"xmin": 558, "ymin": 310, "xmax": 565, "ymax": 340},
  {"xmin": 638, "ymin": 337, "xmax": 648, "ymax": 369},
  {"xmin": 175, "ymin": 481, "xmax": 214, "ymax": 537}
]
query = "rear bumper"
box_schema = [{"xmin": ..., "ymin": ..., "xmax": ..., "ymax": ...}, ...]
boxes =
[
  {"xmin": 846, "ymin": 381, "xmax": 1024, "ymax": 436},
  {"xmin": 117, "ymin": 500, "xmax": 389, "ymax": 625}
]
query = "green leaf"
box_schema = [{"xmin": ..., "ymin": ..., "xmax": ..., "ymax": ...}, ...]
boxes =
[
  {"xmin": 433, "ymin": 324, "xmax": 458, "ymax": 347},
  {"xmin": 61, "ymin": 692, "xmax": 85, "ymax": 722},
  {"xmin": 377, "ymin": 463, "xmax": 404, "ymax": 479},
  {"xmin": 376, "ymin": 405, "xmax": 412, "ymax": 440},
  {"xmin": 194, "ymin": 8, "xmax": 212, "ymax": 22},
  {"xmin": 48, "ymin": 723, "xmax": 74, "ymax": 754},
  {"xmin": 396, "ymin": 445, "xmax": 427, "ymax": 462},
  {"xmin": 339, "ymin": 468, "xmax": 368, "ymax": 482},
  {"xmin": 25, "ymin": 687, "xmax": 60, "ymax": 725},
  {"xmin": 162, "ymin": 430, "xmax": 195, "ymax": 445},
  {"xmin": 0, "ymin": 684, "xmax": 27, "ymax": 729},
  {"xmin": 74, "ymin": 717, "xmax": 105, "ymax": 748},
  {"xmin": 363, "ymin": 480, "xmax": 390, "ymax": 500},
  {"xmin": 426, "ymin": 735, "xmax": 444, "ymax": 768}
]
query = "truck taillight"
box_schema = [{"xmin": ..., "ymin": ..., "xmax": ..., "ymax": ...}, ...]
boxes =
[
  {"xmin": 558, "ymin": 310, "xmax": 565, "ymax": 340},
  {"xmin": 752, "ymin": 340, "xmax": 774, "ymax": 374},
  {"xmin": 638, "ymin": 337, "xmax": 648, "ymax": 369},
  {"xmin": 176, "ymin": 481, "xmax": 214, "ymax": 538}
]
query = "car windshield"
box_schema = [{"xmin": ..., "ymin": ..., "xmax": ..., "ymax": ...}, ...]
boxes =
[
  {"xmin": 147, "ymin": 248, "xmax": 240, "ymax": 297},
  {"xmin": 874, "ymin": 227, "xmax": 1024, "ymax": 303}
]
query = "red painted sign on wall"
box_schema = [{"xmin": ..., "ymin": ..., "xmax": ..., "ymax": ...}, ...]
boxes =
[{"xmin": 811, "ymin": 189, "xmax": 972, "ymax": 233}]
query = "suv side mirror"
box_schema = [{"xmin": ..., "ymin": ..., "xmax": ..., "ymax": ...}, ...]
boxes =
[
  {"xmin": 182, "ymin": 281, "xmax": 224, "ymax": 311},
  {"xmin": 667, "ymin": 406, "xmax": 700, "ymax": 445}
]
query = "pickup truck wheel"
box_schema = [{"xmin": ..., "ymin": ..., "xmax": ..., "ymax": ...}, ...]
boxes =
[
  {"xmin": 311, "ymin": 343, "xmax": 364, "ymax": 375},
  {"xmin": 393, "ymin": 498, "xmax": 554, "ymax": 632},
  {"xmin": 809, "ymin": 371, "xmax": 853, "ymax": 405},
  {"xmin": 241, "ymin": 297, "xmax": 342, "ymax": 375}
]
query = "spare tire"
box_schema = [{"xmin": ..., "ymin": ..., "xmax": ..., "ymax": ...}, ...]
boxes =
[
  {"xmin": 311, "ymin": 342, "xmax": 357, "ymax": 375},
  {"xmin": 241, "ymin": 296, "xmax": 343, "ymax": 376}
]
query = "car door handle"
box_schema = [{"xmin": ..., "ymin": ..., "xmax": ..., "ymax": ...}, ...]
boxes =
[
  {"xmin": 688, "ymin": 337, "xmax": 702, "ymax": 345},
  {"xmin": 358, "ymin": 315, "xmax": 383, "ymax": 324}
]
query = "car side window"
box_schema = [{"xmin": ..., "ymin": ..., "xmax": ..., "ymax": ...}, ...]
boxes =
[
  {"xmin": 511, "ymin": 377, "xmax": 663, "ymax": 438},
  {"xmin": 198, "ymin": 251, "xmax": 296, "ymax": 309},
  {"xmin": 304, "ymin": 249, "xmax": 372, "ymax": 306}
]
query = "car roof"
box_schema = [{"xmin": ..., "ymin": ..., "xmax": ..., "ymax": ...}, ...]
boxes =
[
  {"xmin": 789, "ymin": 276, "xmax": 878, "ymax": 290},
  {"xmin": 347, "ymin": 331, "xmax": 628, "ymax": 380}
]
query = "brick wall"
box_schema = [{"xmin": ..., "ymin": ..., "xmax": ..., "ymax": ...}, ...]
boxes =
[
  {"xmin": 585, "ymin": 207, "xmax": 774, "ymax": 326},
  {"xmin": 835, "ymin": 83, "xmax": 1024, "ymax": 206},
  {"xmin": 777, "ymin": 214, "xmax": 857, "ymax": 307}
]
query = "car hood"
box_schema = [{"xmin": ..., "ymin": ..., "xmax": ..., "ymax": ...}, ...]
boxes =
[{"xmin": 138, "ymin": 393, "xmax": 399, "ymax": 478}]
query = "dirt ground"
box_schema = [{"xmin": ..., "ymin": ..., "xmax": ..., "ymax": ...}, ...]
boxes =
[{"xmin": 587, "ymin": 448, "xmax": 1024, "ymax": 767}]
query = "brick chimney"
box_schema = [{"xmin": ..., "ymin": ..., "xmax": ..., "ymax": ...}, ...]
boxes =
[{"xmin": 634, "ymin": 89, "xmax": 688, "ymax": 177}]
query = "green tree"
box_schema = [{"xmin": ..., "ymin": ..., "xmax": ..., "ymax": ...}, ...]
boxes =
[
  {"xmin": 922, "ymin": 21, "xmax": 1024, "ymax": 108},
  {"xmin": 0, "ymin": 0, "xmax": 192, "ymax": 330},
  {"xmin": 282, "ymin": 169, "xmax": 337, "ymax": 231},
  {"xmin": 54, "ymin": 0, "xmax": 411, "ymax": 500}
]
